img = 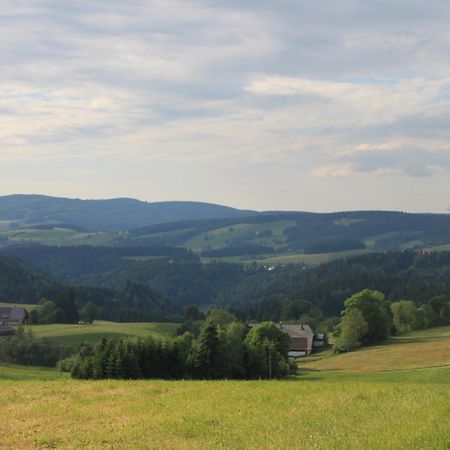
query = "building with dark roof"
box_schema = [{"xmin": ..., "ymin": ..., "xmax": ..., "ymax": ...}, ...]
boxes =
[
  {"xmin": 0, "ymin": 306, "xmax": 29, "ymax": 325},
  {"xmin": 278, "ymin": 323, "xmax": 314, "ymax": 357}
]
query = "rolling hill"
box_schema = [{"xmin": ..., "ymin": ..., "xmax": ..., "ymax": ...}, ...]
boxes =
[
  {"xmin": 126, "ymin": 210, "xmax": 450, "ymax": 256},
  {"xmin": 1, "ymin": 196, "xmax": 450, "ymax": 260},
  {"xmin": 0, "ymin": 194, "xmax": 256, "ymax": 231}
]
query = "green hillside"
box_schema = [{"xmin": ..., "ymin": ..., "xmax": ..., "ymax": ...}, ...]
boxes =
[
  {"xmin": 27, "ymin": 320, "xmax": 178, "ymax": 346},
  {"xmin": 301, "ymin": 325, "xmax": 450, "ymax": 373},
  {"xmin": 0, "ymin": 194, "xmax": 254, "ymax": 232},
  {"xmin": 2, "ymin": 199, "xmax": 450, "ymax": 260}
]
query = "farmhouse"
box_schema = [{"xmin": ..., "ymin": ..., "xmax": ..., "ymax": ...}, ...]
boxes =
[
  {"xmin": 0, "ymin": 306, "xmax": 29, "ymax": 325},
  {"xmin": 278, "ymin": 323, "xmax": 314, "ymax": 357},
  {"xmin": 248, "ymin": 321, "xmax": 316, "ymax": 357}
]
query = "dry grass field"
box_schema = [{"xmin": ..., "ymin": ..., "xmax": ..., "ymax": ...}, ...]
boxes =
[{"xmin": 301, "ymin": 326, "xmax": 450, "ymax": 372}]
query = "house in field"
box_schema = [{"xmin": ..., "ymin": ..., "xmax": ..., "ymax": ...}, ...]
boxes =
[
  {"xmin": 278, "ymin": 323, "xmax": 314, "ymax": 357},
  {"xmin": 248, "ymin": 321, "xmax": 315, "ymax": 357},
  {"xmin": 0, "ymin": 306, "xmax": 29, "ymax": 325}
]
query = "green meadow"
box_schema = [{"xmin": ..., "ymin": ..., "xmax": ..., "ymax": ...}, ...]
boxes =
[
  {"xmin": 0, "ymin": 226, "xmax": 120, "ymax": 246},
  {"xmin": 0, "ymin": 302, "xmax": 38, "ymax": 311},
  {"xmin": 26, "ymin": 320, "xmax": 179, "ymax": 347},
  {"xmin": 1, "ymin": 326, "xmax": 450, "ymax": 449}
]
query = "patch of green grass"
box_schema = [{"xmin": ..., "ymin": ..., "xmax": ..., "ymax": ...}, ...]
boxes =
[
  {"xmin": 0, "ymin": 363, "xmax": 64, "ymax": 381},
  {"xmin": 0, "ymin": 227, "xmax": 120, "ymax": 246},
  {"xmin": 257, "ymin": 248, "xmax": 370, "ymax": 265},
  {"xmin": 27, "ymin": 321, "xmax": 179, "ymax": 347},
  {"xmin": 432, "ymin": 243, "xmax": 450, "ymax": 251},
  {"xmin": 185, "ymin": 220, "xmax": 296, "ymax": 252},
  {"xmin": 202, "ymin": 249, "xmax": 372, "ymax": 266},
  {"xmin": 0, "ymin": 302, "xmax": 37, "ymax": 311}
]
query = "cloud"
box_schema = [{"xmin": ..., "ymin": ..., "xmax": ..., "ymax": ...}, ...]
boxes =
[
  {"xmin": 0, "ymin": 0, "xmax": 450, "ymax": 210},
  {"xmin": 314, "ymin": 145, "xmax": 450, "ymax": 178}
]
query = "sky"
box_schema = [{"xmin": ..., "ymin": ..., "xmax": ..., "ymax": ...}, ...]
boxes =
[{"xmin": 1, "ymin": 0, "xmax": 450, "ymax": 213}]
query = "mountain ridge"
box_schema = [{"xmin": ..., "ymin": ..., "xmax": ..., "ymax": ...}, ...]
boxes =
[{"xmin": 0, "ymin": 194, "xmax": 257, "ymax": 231}]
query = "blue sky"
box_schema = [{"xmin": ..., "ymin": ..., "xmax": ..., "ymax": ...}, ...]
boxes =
[{"xmin": 1, "ymin": 0, "xmax": 449, "ymax": 212}]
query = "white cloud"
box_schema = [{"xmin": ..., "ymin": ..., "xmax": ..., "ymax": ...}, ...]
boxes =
[{"xmin": 1, "ymin": 0, "xmax": 450, "ymax": 210}]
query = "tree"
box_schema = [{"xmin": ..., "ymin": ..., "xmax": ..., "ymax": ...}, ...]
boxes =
[
  {"xmin": 55, "ymin": 289, "xmax": 79, "ymax": 323},
  {"xmin": 334, "ymin": 309, "xmax": 368, "ymax": 352},
  {"xmin": 205, "ymin": 308, "xmax": 237, "ymax": 326},
  {"xmin": 343, "ymin": 289, "xmax": 392, "ymax": 343},
  {"xmin": 80, "ymin": 301, "xmax": 99, "ymax": 324},
  {"xmin": 391, "ymin": 300, "xmax": 418, "ymax": 334},
  {"xmin": 184, "ymin": 305, "xmax": 204, "ymax": 322},
  {"xmin": 217, "ymin": 322, "xmax": 246, "ymax": 378},
  {"xmin": 428, "ymin": 295, "xmax": 450, "ymax": 326},
  {"xmin": 244, "ymin": 322, "xmax": 292, "ymax": 379},
  {"xmin": 193, "ymin": 322, "xmax": 220, "ymax": 379}
]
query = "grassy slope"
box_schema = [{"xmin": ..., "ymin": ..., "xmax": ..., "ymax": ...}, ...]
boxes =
[
  {"xmin": 301, "ymin": 326, "xmax": 450, "ymax": 373},
  {"xmin": 0, "ymin": 302, "xmax": 37, "ymax": 310},
  {"xmin": 28, "ymin": 321, "xmax": 179, "ymax": 346},
  {"xmin": 0, "ymin": 227, "xmax": 120, "ymax": 246},
  {"xmin": 1, "ymin": 327, "xmax": 450, "ymax": 448},
  {"xmin": 185, "ymin": 220, "xmax": 296, "ymax": 252}
]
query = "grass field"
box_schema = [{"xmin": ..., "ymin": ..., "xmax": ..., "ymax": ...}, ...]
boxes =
[
  {"xmin": 1, "ymin": 326, "xmax": 450, "ymax": 449},
  {"xmin": 185, "ymin": 220, "xmax": 295, "ymax": 252},
  {"xmin": 0, "ymin": 227, "xmax": 120, "ymax": 246},
  {"xmin": 301, "ymin": 326, "xmax": 450, "ymax": 373},
  {"xmin": 27, "ymin": 321, "xmax": 179, "ymax": 346},
  {"xmin": 202, "ymin": 248, "xmax": 370, "ymax": 265},
  {"xmin": 0, "ymin": 302, "xmax": 37, "ymax": 311}
]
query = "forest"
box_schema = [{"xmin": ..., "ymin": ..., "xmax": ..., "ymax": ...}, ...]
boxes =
[{"xmin": 1, "ymin": 250, "xmax": 450, "ymax": 326}]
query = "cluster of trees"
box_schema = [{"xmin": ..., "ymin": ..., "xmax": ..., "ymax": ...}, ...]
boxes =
[
  {"xmin": 71, "ymin": 319, "xmax": 296, "ymax": 380},
  {"xmin": 2, "ymin": 248, "xmax": 450, "ymax": 329},
  {"xmin": 284, "ymin": 211, "xmax": 450, "ymax": 251},
  {"xmin": 28, "ymin": 283, "xmax": 176, "ymax": 325},
  {"xmin": 29, "ymin": 289, "xmax": 80, "ymax": 324},
  {"xmin": 334, "ymin": 289, "xmax": 450, "ymax": 352},
  {"xmin": 391, "ymin": 295, "xmax": 450, "ymax": 333},
  {"xmin": 303, "ymin": 238, "xmax": 365, "ymax": 254},
  {"xmin": 0, "ymin": 245, "xmax": 190, "ymax": 284},
  {"xmin": 0, "ymin": 327, "xmax": 70, "ymax": 367},
  {"xmin": 334, "ymin": 289, "xmax": 392, "ymax": 352},
  {"xmin": 229, "ymin": 250, "xmax": 450, "ymax": 321}
]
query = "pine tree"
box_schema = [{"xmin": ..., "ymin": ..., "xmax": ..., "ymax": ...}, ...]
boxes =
[{"xmin": 194, "ymin": 322, "xmax": 219, "ymax": 379}]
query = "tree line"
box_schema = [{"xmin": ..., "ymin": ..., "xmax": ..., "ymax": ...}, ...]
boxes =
[
  {"xmin": 70, "ymin": 319, "xmax": 296, "ymax": 380},
  {"xmin": 0, "ymin": 327, "xmax": 72, "ymax": 367},
  {"xmin": 334, "ymin": 289, "xmax": 450, "ymax": 352}
]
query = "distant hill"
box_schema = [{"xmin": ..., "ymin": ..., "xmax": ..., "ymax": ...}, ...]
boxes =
[
  {"xmin": 0, "ymin": 195, "xmax": 256, "ymax": 231},
  {"xmin": 124, "ymin": 210, "xmax": 450, "ymax": 256},
  {"xmin": 0, "ymin": 255, "xmax": 176, "ymax": 321},
  {"xmin": 1, "ymin": 195, "xmax": 450, "ymax": 258}
]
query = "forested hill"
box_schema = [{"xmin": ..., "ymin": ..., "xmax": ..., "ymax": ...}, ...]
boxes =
[
  {"xmin": 89, "ymin": 250, "xmax": 450, "ymax": 319},
  {"xmin": 0, "ymin": 255, "xmax": 176, "ymax": 322},
  {"xmin": 0, "ymin": 195, "xmax": 255, "ymax": 231},
  {"xmin": 0, "ymin": 255, "xmax": 62, "ymax": 303},
  {"xmin": 1, "ymin": 196, "xmax": 450, "ymax": 255},
  {"xmin": 1, "ymin": 249, "xmax": 449, "ymax": 323}
]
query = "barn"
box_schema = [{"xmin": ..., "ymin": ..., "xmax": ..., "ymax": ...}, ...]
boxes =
[{"xmin": 0, "ymin": 306, "xmax": 29, "ymax": 325}]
